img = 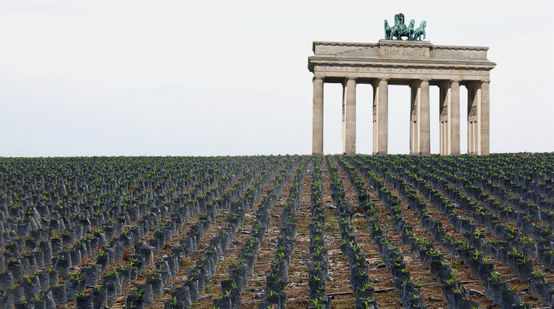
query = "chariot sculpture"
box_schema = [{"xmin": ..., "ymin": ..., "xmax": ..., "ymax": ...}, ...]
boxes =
[{"xmin": 384, "ymin": 13, "xmax": 426, "ymax": 41}]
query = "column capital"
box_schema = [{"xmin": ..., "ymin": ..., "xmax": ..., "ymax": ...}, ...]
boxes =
[
  {"xmin": 465, "ymin": 80, "xmax": 480, "ymax": 89},
  {"xmin": 343, "ymin": 77, "xmax": 357, "ymax": 83},
  {"xmin": 373, "ymin": 78, "xmax": 388, "ymax": 87},
  {"xmin": 313, "ymin": 76, "xmax": 324, "ymax": 83},
  {"xmin": 439, "ymin": 79, "xmax": 460, "ymax": 88},
  {"xmin": 313, "ymin": 74, "xmax": 325, "ymax": 81},
  {"xmin": 411, "ymin": 79, "xmax": 430, "ymax": 87}
]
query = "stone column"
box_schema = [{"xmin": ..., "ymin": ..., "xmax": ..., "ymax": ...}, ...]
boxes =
[
  {"xmin": 372, "ymin": 79, "xmax": 388, "ymax": 154},
  {"xmin": 480, "ymin": 81, "xmax": 490, "ymax": 155},
  {"xmin": 312, "ymin": 77, "xmax": 324, "ymax": 155},
  {"xmin": 467, "ymin": 83, "xmax": 479, "ymax": 155},
  {"xmin": 439, "ymin": 80, "xmax": 460, "ymax": 155},
  {"xmin": 466, "ymin": 81, "xmax": 490, "ymax": 155},
  {"xmin": 410, "ymin": 80, "xmax": 430, "ymax": 155},
  {"xmin": 439, "ymin": 82, "xmax": 447, "ymax": 155},
  {"xmin": 342, "ymin": 78, "xmax": 356, "ymax": 154}
]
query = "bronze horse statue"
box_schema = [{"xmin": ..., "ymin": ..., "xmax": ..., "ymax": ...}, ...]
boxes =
[
  {"xmin": 384, "ymin": 20, "xmax": 392, "ymax": 40},
  {"xmin": 413, "ymin": 21, "xmax": 427, "ymax": 41},
  {"xmin": 408, "ymin": 19, "xmax": 415, "ymax": 40}
]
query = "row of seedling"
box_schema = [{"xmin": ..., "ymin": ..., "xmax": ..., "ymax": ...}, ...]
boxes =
[
  {"xmin": 158, "ymin": 157, "xmax": 292, "ymax": 308},
  {"xmin": 212, "ymin": 159, "xmax": 299, "ymax": 309},
  {"xmin": 260, "ymin": 159, "xmax": 307, "ymax": 309},
  {"xmin": 308, "ymin": 158, "xmax": 329, "ymax": 309},
  {"xmin": 62, "ymin": 160, "xmax": 257, "ymax": 308},
  {"xmin": 357, "ymin": 155, "xmax": 542, "ymax": 307},
  {"xmin": 327, "ymin": 158, "xmax": 378, "ymax": 309},
  {"xmin": 341, "ymin": 159, "xmax": 423, "ymax": 308},
  {"xmin": 378, "ymin": 155, "xmax": 553, "ymax": 307},
  {"xmin": 0, "ymin": 160, "xmax": 239, "ymax": 309},
  {"xmin": 343, "ymin": 156, "xmax": 478, "ymax": 309},
  {"xmin": 125, "ymin": 158, "xmax": 286, "ymax": 309},
  {"xmin": 413, "ymin": 156, "xmax": 553, "ymax": 271}
]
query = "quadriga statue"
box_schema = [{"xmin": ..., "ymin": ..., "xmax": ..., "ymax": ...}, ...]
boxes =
[{"xmin": 384, "ymin": 13, "xmax": 426, "ymax": 41}]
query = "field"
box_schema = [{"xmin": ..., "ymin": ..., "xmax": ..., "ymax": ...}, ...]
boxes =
[{"xmin": 0, "ymin": 154, "xmax": 552, "ymax": 309}]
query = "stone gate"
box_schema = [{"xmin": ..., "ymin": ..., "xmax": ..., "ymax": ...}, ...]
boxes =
[{"xmin": 308, "ymin": 40, "xmax": 495, "ymax": 155}]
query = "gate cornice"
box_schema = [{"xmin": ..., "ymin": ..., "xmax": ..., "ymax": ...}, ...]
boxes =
[
  {"xmin": 308, "ymin": 57, "xmax": 496, "ymax": 71},
  {"xmin": 312, "ymin": 41, "xmax": 490, "ymax": 51}
]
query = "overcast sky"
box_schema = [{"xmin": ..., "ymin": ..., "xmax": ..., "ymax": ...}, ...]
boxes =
[{"xmin": 1, "ymin": 0, "xmax": 553, "ymax": 156}]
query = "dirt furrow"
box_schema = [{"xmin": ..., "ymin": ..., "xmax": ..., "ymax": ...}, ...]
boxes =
[
  {"xmin": 320, "ymin": 161, "xmax": 356, "ymax": 308},
  {"xmin": 282, "ymin": 162, "xmax": 312, "ymax": 308}
]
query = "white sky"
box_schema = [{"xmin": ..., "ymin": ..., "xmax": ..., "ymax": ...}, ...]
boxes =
[{"xmin": 0, "ymin": 0, "xmax": 553, "ymax": 156}]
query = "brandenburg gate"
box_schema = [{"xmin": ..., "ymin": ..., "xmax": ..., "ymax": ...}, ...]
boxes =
[{"xmin": 308, "ymin": 14, "xmax": 496, "ymax": 155}]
